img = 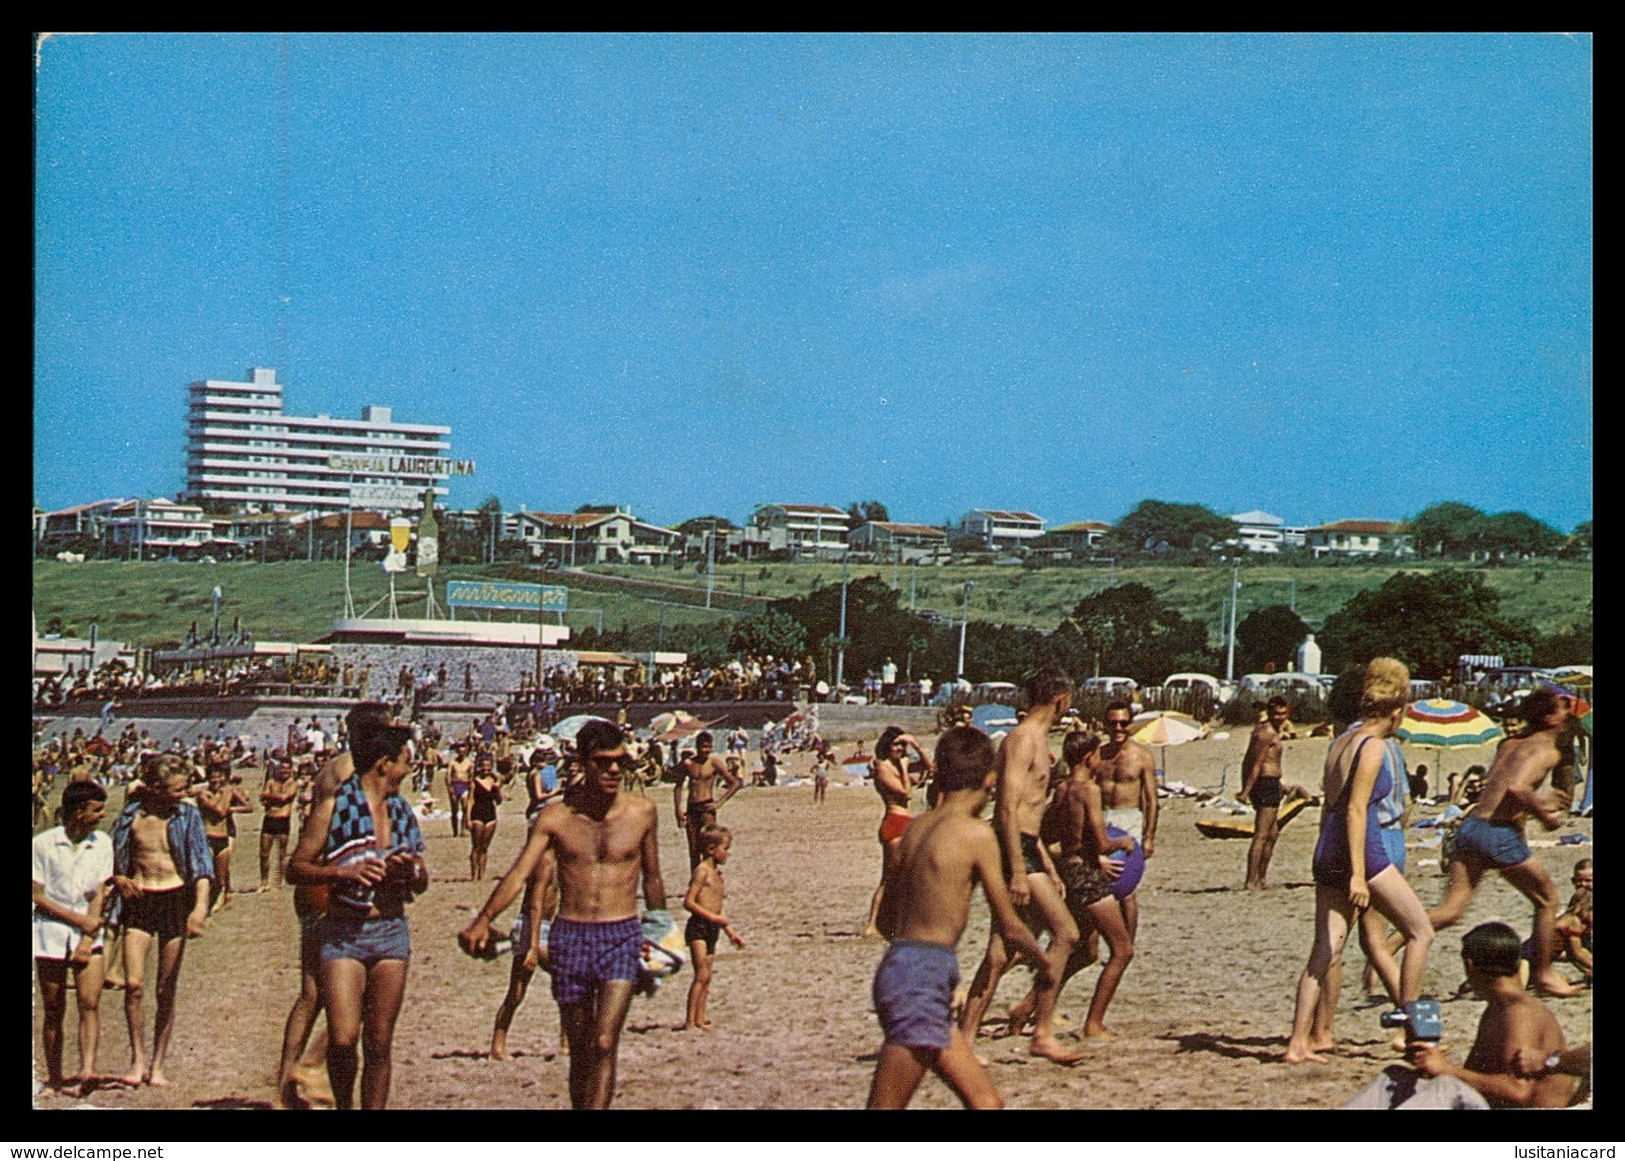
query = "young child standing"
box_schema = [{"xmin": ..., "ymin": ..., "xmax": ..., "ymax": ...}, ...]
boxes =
[
  {"xmin": 866, "ymin": 726, "xmax": 1054, "ymax": 1109},
  {"xmin": 681, "ymin": 827, "xmax": 746, "ymax": 1031}
]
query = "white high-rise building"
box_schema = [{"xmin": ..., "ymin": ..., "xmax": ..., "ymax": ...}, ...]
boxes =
[{"xmin": 182, "ymin": 368, "xmax": 458, "ymax": 514}]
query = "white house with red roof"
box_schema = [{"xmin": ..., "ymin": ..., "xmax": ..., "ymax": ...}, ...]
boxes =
[
  {"xmin": 1304, "ymin": 519, "xmax": 1415, "ymax": 558},
  {"xmin": 517, "ymin": 506, "xmax": 678, "ymax": 565}
]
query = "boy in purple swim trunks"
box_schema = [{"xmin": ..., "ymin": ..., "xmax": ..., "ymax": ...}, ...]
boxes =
[
  {"xmin": 1411, "ymin": 689, "xmax": 1584, "ymax": 999},
  {"xmin": 461, "ymin": 719, "xmax": 668, "ymax": 1109},
  {"xmin": 867, "ymin": 726, "xmax": 1052, "ymax": 1109}
]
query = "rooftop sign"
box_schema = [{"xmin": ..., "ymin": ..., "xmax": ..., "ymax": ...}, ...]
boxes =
[
  {"xmin": 446, "ymin": 580, "xmax": 567, "ymax": 612},
  {"xmin": 329, "ymin": 454, "xmax": 476, "ymax": 476}
]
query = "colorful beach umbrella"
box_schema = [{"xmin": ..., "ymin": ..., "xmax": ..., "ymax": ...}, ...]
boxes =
[
  {"xmin": 1397, "ymin": 700, "xmax": 1504, "ymax": 797},
  {"xmin": 1540, "ymin": 680, "xmax": 1592, "ymax": 722},
  {"xmin": 1397, "ymin": 699, "xmax": 1505, "ymax": 748}
]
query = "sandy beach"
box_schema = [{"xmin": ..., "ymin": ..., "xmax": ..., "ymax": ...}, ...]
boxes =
[{"xmin": 33, "ymin": 730, "xmax": 1592, "ymax": 1112}]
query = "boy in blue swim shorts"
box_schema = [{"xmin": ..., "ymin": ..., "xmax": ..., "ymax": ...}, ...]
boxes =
[{"xmin": 867, "ymin": 726, "xmax": 1052, "ymax": 1109}]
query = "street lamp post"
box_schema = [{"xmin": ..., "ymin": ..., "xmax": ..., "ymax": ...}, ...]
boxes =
[
  {"xmin": 836, "ymin": 554, "xmax": 849, "ymax": 692},
  {"xmin": 956, "ymin": 581, "xmax": 976, "ymax": 682},
  {"xmin": 1225, "ymin": 561, "xmax": 1241, "ymax": 682},
  {"xmin": 705, "ymin": 520, "xmax": 716, "ymax": 609}
]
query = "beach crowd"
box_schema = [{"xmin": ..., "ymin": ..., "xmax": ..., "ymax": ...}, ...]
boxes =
[{"xmin": 33, "ymin": 665, "xmax": 1592, "ymax": 1111}]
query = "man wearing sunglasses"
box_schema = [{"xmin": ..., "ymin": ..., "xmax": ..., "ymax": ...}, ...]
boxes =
[{"xmin": 1096, "ymin": 701, "xmax": 1158, "ymax": 941}]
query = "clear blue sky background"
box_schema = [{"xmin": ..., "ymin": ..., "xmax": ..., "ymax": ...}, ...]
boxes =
[{"xmin": 35, "ymin": 33, "xmax": 1592, "ymax": 533}]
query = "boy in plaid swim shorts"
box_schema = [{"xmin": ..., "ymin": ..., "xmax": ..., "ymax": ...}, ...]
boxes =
[{"xmin": 461, "ymin": 720, "xmax": 669, "ymax": 1109}]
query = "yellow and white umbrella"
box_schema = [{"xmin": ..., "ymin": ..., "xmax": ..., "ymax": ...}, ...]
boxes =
[
  {"xmin": 1130, "ymin": 712, "xmax": 1206, "ymax": 746},
  {"xmin": 1130, "ymin": 711, "xmax": 1205, "ymax": 779}
]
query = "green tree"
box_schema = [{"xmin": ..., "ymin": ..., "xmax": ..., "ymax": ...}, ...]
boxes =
[
  {"xmin": 777, "ymin": 576, "xmax": 936, "ymax": 682},
  {"xmin": 1057, "ymin": 583, "xmax": 1215, "ymax": 685},
  {"xmin": 1559, "ymin": 519, "xmax": 1592, "ymax": 560},
  {"xmin": 846, "ymin": 500, "xmax": 891, "ymax": 524},
  {"xmin": 1404, "ymin": 502, "xmax": 1485, "ymax": 558},
  {"xmin": 1472, "ymin": 511, "xmax": 1564, "ymax": 561},
  {"xmin": 728, "ymin": 607, "xmax": 808, "ymax": 660},
  {"xmin": 1235, "ymin": 604, "xmax": 1312, "ymax": 674},
  {"xmin": 1319, "ymin": 570, "xmax": 1538, "ymax": 679},
  {"xmin": 1531, "ymin": 603, "xmax": 1592, "ymax": 668},
  {"xmin": 1108, "ymin": 501, "xmax": 1234, "ymax": 555}
]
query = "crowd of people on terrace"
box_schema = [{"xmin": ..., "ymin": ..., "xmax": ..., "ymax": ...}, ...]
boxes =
[{"xmin": 32, "ymin": 656, "xmax": 357, "ymax": 708}]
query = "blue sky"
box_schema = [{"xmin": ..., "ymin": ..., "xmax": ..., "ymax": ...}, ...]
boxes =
[{"xmin": 35, "ymin": 33, "xmax": 1592, "ymax": 533}]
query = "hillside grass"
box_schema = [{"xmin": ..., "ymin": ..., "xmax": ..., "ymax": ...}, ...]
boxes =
[
  {"xmin": 35, "ymin": 557, "xmax": 1592, "ymax": 649},
  {"xmin": 596, "ymin": 558, "xmax": 1592, "ymax": 641}
]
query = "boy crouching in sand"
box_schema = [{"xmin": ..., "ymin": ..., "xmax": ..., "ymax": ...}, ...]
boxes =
[
  {"xmin": 681, "ymin": 826, "xmax": 746, "ymax": 1031},
  {"xmin": 866, "ymin": 726, "xmax": 1053, "ymax": 1109}
]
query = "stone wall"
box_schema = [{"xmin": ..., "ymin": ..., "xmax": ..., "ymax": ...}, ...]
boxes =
[
  {"xmin": 809, "ymin": 704, "xmax": 940, "ymax": 745},
  {"xmin": 329, "ymin": 642, "xmax": 586, "ymax": 702}
]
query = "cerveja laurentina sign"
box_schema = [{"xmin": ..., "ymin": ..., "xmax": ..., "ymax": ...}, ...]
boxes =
[{"xmin": 330, "ymin": 454, "xmax": 477, "ymax": 476}]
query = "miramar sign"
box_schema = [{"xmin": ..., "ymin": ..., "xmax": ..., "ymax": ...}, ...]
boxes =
[
  {"xmin": 329, "ymin": 454, "xmax": 477, "ymax": 476},
  {"xmin": 446, "ymin": 580, "xmax": 567, "ymax": 612}
]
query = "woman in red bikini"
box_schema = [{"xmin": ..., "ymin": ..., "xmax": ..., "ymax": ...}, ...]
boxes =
[{"xmin": 863, "ymin": 727, "xmax": 933, "ymax": 938}]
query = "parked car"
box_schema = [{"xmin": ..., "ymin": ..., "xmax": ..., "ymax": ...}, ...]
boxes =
[
  {"xmin": 1475, "ymin": 666, "xmax": 1555, "ymax": 691},
  {"xmin": 1081, "ymin": 676, "xmax": 1139, "ymax": 698},
  {"xmin": 1160, "ymin": 672, "xmax": 1231, "ymax": 699},
  {"xmin": 1475, "ymin": 667, "xmax": 1555, "ymax": 710},
  {"xmin": 1080, "ymin": 676, "xmax": 1143, "ymax": 714},
  {"xmin": 970, "ymin": 681, "xmax": 1020, "ymax": 706},
  {"xmin": 1240, "ymin": 673, "xmax": 1324, "ymax": 699},
  {"xmin": 1236, "ymin": 674, "xmax": 1275, "ymax": 697},
  {"xmin": 1264, "ymin": 674, "xmax": 1326, "ymax": 698}
]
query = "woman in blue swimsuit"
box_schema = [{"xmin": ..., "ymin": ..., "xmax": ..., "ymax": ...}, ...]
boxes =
[{"xmin": 1285, "ymin": 658, "xmax": 1434, "ymax": 1064}]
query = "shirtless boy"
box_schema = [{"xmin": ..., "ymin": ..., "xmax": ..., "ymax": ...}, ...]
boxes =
[
  {"xmin": 1415, "ymin": 688, "xmax": 1583, "ymax": 997},
  {"xmin": 672, "ymin": 731, "xmax": 742, "ymax": 869},
  {"xmin": 1012, "ymin": 731, "xmax": 1137, "ymax": 1040},
  {"xmin": 446, "ymin": 742, "xmax": 474, "ymax": 839},
  {"xmin": 258, "ymin": 755, "xmax": 300, "ymax": 891},
  {"xmin": 1095, "ymin": 700, "xmax": 1158, "ymax": 937},
  {"xmin": 274, "ymin": 701, "xmax": 396, "ymax": 1109},
  {"xmin": 488, "ymin": 844, "xmax": 561, "ymax": 1062},
  {"xmin": 198, "ymin": 765, "xmax": 248, "ymax": 913},
  {"xmin": 867, "ymin": 725, "xmax": 1054, "ymax": 1108},
  {"xmin": 1240, "ymin": 696, "xmax": 1291, "ymax": 890},
  {"xmin": 1343, "ymin": 922, "xmax": 1584, "ymax": 1108},
  {"xmin": 1544, "ymin": 859, "xmax": 1592, "ymax": 983},
  {"xmin": 460, "ymin": 720, "xmax": 668, "ymax": 1109},
  {"xmin": 681, "ymin": 826, "xmax": 747, "ymax": 1032},
  {"xmin": 959, "ymin": 665, "xmax": 1085, "ymax": 1064},
  {"xmin": 110, "ymin": 753, "xmax": 215, "ymax": 1087}
]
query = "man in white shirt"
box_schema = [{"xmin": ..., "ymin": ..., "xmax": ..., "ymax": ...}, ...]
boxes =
[
  {"xmin": 881, "ymin": 657, "xmax": 899, "ymax": 703},
  {"xmin": 33, "ymin": 781, "xmax": 115, "ymax": 1093}
]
